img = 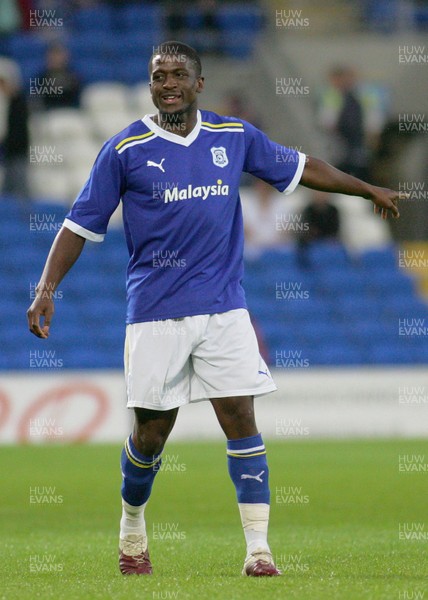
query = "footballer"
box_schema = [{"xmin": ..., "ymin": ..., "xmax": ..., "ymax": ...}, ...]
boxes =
[{"xmin": 27, "ymin": 42, "xmax": 402, "ymax": 577}]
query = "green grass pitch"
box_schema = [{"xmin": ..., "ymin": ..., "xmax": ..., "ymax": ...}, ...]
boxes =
[{"xmin": 1, "ymin": 439, "xmax": 427, "ymax": 600}]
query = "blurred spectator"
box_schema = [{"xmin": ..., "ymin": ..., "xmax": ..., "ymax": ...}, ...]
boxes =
[
  {"xmin": 223, "ymin": 91, "xmax": 261, "ymax": 127},
  {"xmin": 17, "ymin": 0, "xmax": 34, "ymax": 31},
  {"xmin": 0, "ymin": 58, "xmax": 29, "ymax": 199},
  {"xmin": 319, "ymin": 66, "xmax": 390, "ymax": 181},
  {"xmin": 318, "ymin": 65, "xmax": 370, "ymax": 180},
  {"xmin": 297, "ymin": 191, "xmax": 340, "ymax": 267},
  {"xmin": 362, "ymin": 0, "xmax": 416, "ymax": 32},
  {"xmin": 222, "ymin": 91, "xmax": 263, "ymax": 188},
  {"xmin": 222, "ymin": 90, "xmax": 287, "ymax": 255},
  {"xmin": 0, "ymin": 0, "xmax": 21, "ymax": 36},
  {"xmin": 358, "ymin": 80, "xmax": 390, "ymax": 155},
  {"xmin": 301, "ymin": 191, "xmax": 340, "ymax": 240},
  {"xmin": 242, "ymin": 184, "xmax": 290, "ymax": 255},
  {"xmin": 37, "ymin": 42, "xmax": 81, "ymax": 110}
]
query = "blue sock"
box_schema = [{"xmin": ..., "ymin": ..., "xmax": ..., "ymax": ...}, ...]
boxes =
[
  {"xmin": 120, "ymin": 435, "xmax": 162, "ymax": 506},
  {"xmin": 227, "ymin": 433, "xmax": 270, "ymax": 504}
]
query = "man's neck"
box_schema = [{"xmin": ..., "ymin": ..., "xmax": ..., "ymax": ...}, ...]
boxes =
[{"xmin": 154, "ymin": 108, "xmax": 198, "ymax": 137}]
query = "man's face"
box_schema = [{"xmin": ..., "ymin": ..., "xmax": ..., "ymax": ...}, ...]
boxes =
[{"xmin": 149, "ymin": 54, "xmax": 204, "ymax": 115}]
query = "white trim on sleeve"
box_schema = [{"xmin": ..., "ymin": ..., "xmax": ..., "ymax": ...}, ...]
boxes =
[
  {"xmin": 63, "ymin": 218, "xmax": 105, "ymax": 242},
  {"xmin": 283, "ymin": 151, "xmax": 306, "ymax": 195}
]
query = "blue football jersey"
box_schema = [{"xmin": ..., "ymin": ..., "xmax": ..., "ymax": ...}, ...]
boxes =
[{"xmin": 64, "ymin": 109, "xmax": 306, "ymax": 323}]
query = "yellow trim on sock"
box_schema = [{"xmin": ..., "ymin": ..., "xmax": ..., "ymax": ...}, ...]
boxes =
[
  {"xmin": 227, "ymin": 451, "xmax": 267, "ymax": 458},
  {"xmin": 124, "ymin": 440, "xmax": 162, "ymax": 469}
]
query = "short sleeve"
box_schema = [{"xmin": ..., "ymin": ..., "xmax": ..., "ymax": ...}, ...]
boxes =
[
  {"xmin": 63, "ymin": 142, "xmax": 125, "ymax": 242},
  {"xmin": 242, "ymin": 120, "xmax": 306, "ymax": 195}
]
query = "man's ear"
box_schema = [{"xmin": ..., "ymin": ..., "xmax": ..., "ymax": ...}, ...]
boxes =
[{"xmin": 196, "ymin": 76, "xmax": 205, "ymax": 94}]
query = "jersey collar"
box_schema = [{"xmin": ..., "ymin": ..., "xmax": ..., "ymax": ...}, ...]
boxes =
[{"xmin": 142, "ymin": 110, "xmax": 201, "ymax": 147}]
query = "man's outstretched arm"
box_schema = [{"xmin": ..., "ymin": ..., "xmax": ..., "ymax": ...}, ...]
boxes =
[
  {"xmin": 301, "ymin": 155, "xmax": 402, "ymax": 219},
  {"xmin": 27, "ymin": 227, "xmax": 86, "ymax": 339}
]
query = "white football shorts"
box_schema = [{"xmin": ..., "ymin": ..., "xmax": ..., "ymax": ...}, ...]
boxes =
[{"xmin": 124, "ymin": 308, "xmax": 277, "ymax": 410}]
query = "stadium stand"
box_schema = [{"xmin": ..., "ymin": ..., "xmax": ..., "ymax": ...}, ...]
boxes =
[
  {"xmin": 244, "ymin": 241, "xmax": 428, "ymax": 367},
  {"xmin": 0, "ymin": 1, "xmax": 265, "ymax": 203},
  {"xmin": 1, "ymin": 1, "xmax": 426, "ymax": 372},
  {"xmin": 3, "ymin": 196, "xmax": 427, "ymax": 371},
  {"xmin": 4, "ymin": 2, "xmax": 263, "ymax": 87}
]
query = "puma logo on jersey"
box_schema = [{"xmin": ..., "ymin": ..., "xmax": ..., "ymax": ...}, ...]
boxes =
[
  {"xmin": 241, "ymin": 470, "xmax": 265, "ymax": 483},
  {"xmin": 147, "ymin": 158, "xmax": 165, "ymax": 173}
]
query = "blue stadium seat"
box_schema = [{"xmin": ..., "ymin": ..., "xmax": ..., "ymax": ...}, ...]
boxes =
[
  {"xmin": 261, "ymin": 320, "xmax": 303, "ymax": 345},
  {"xmin": 415, "ymin": 6, "xmax": 428, "ymax": 30},
  {"xmin": 247, "ymin": 297, "xmax": 280, "ymax": 322},
  {"xmin": 1, "ymin": 347, "xmax": 30, "ymax": 370},
  {"xmin": 8, "ymin": 33, "xmax": 48, "ymax": 60},
  {"xmin": 70, "ymin": 6, "xmax": 114, "ymax": 32},
  {"xmin": 304, "ymin": 241, "xmax": 350, "ymax": 269},
  {"xmin": 364, "ymin": 0, "xmax": 401, "ymax": 33},
  {"xmin": 363, "ymin": 270, "xmax": 416, "ymax": 297},
  {"xmin": 0, "ymin": 37, "xmax": 10, "ymax": 56},
  {"xmin": 20, "ymin": 57, "xmax": 45, "ymax": 80},
  {"xmin": 259, "ymin": 248, "xmax": 297, "ymax": 269},
  {"xmin": 0, "ymin": 196, "xmax": 25, "ymax": 217},
  {"xmin": 382, "ymin": 294, "xmax": 428, "ymax": 318},
  {"xmin": 72, "ymin": 57, "xmax": 117, "ymax": 84},
  {"xmin": 244, "ymin": 256, "xmax": 270, "ymax": 276},
  {"xmin": 333, "ymin": 295, "xmax": 385, "ymax": 320},
  {"xmin": 65, "ymin": 346, "xmax": 122, "ymax": 369},
  {"xmin": 219, "ymin": 32, "xmax": 254, "ymax": 59},
  {"xmin": 280, "ymin": 297, "xmax": 332, "ymax": 320},
  {"xmin": 245, "ymin": 267, "xmax": 314, "ymax": 299},
  {"xmin": 345, "ymin": 317, "xmax": 394, "ymax": 338},
  {"xmin": 359, "ymin": 246, "xmax": 398, "ymax": 270},
  {"xmin": 115, "ymin": 56, "xmax": 150, "ymax": 85},
  {"xmin": 406, "ymin": 337, "xmax": 428, "ymax": 363},
  {"xmin": 365, "ymin": 342, "xmax": 416, "ymax": 365},
  {"xmin": 68, "ymin": 32, "xmax": 114, "ymax": 60},
  {"xmin": 110, "ymin": 33, "xmax": 157, "ymax": 59},
  {"xmin": 82, "ymin": 298, "xmax": 127, "ymax": 326},
  {"xmin": 115, "ymin": 4, "xmax": 164, "ymax": 33},
  {"xmin": 297, "ymin": 320, "xmax": 347, "ymax": 342},
  {"xmin": 310, "ymin": 342, "xmax": 364, "ymax": 366},
  {"xmin": 217, "ymin": 4, "xmax": 264, "ymax": 32},
  {"xmin": 312, "ymin": 268, "xmax": 366, "ymax": 296},
  {"xmin": 184, "ymin": 10, "xmax": 204, "ymax": 30},
  {"xmin": 1, "ymin": 219, "xmax": 30, "ymax": 243}
]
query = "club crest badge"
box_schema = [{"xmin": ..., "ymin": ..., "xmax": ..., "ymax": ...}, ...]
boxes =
[{"xmin": 210, "ymin": 146, "xmax": 228, "ymax": 168}]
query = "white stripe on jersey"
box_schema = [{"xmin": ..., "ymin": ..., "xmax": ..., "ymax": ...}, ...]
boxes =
[{"xmin": 201, "ymin": 126, "xmax": 244, "ymax": 134}]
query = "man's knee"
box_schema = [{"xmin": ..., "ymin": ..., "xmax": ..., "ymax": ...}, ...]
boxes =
[
  {"xmin": 132, "ymin": 429, "xmax": 166, "ymax": 456},
  {"xmin": 132, "ymin": 407, "xmax": 178, "ymax": 455}
]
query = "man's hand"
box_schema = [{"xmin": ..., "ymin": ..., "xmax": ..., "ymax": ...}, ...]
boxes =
[
  {"xmin": 367, "ymin": 185, "xmax": 407, "ymax": 220},
  {"xmin": 27, "ymin": 293, "xmax": 54, "ymax": 339}
]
